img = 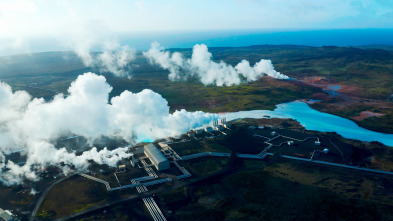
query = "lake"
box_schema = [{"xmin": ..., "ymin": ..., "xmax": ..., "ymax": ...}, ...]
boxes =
[{"xmin": 221, "ymin": 101, "xmax": 393, "ymax": 147}]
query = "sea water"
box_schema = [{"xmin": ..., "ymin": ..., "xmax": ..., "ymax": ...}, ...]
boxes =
[{"xmin": 120, "ymin": 29, "xmax": 393, "ymax": 50}]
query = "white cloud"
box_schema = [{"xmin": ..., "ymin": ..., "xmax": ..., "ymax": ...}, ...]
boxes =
[
  {"xmin": 64, "ymin": 24, "xmax": 136, "ymax": 78},
  {"xmin": 95, "ymin": 46, "xmax": 136, "ymax": 78},
  {"xmin": 236, "ymin": 59, "xmax": 289, "ymax": 80},
  {"xmin": 0, "ymin": 72, "xmax": 218, "ymax": 185},
  {"xmin": 144, "ymin": 42, "xmax": 288, "ymax": 86}
]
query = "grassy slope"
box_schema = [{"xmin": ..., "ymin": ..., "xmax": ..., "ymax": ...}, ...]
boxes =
[
  {"xmin": 2, "ymin": 46, "xmax": 392, "ymax": 99},
  {"xmin": 1, "ymin": 46, "xmax": 393, "ymax": 131},
  {"xmin": 173, "ymin": 164, "xmax": 393, "ymax": 221},
  {"xmin": 36, "ymin": 176, "xmax": 113, "ymax": 220}
]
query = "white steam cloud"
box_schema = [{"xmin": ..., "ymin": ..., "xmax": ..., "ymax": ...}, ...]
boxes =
[
  {"xmin": 65, "ymin": 24, "xmax": 136, "ymax": 78},
  {"xmin": 144, "ymin": 42, "xmax": 289, "ymax": 86},
  {"xmin": 0, "ymin": 73, "xmax": 217, "ymax": 185},
  {"xmin": 75, "ymin": 43, "xmax": 136, "ymax": 78}
]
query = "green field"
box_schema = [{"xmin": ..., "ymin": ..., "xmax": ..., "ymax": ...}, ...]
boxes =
[
  {"xmin": 172, "ymin": 166, "xmax": 393, "ymax": 221},
  {"xmin": 170, "ymin": 138, "xmax": 231, "ymax": 156},
  {"xmin": 36, "ymin": 176, "xmax": 114, "ymax": 220},
  {"xmin": 1, "ymin": 45, "xmax": 393, "ymax": 132}
]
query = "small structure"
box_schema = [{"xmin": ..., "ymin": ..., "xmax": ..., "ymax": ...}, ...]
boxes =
[
  {"xmin": 205, "ymin": 127, "xmax": 213, "ymax": 133},
  {"xmin": 294, "ymin": 153, "xmax": 305, "ymax": 158},
  {"xmin": 258, "ymin": 125, "xmax": 264, "ymax": 130},
  {"xmin": 99, "ymin": 169, "xmax": 105, "ymax": 173},
  {"xmin": 271, "ymin": 131, "xmax": 277, "ymax": 136},
  {"xmin": 323, "ymin": 148, "xmax": 329, "ymax": 154},
  {"xmin": 186, "ymin": 132, "xmax": 196, "ymax": 137},
  {"xmin": 214, "ymin": 125, "xmax": 225, "ymax": 131},
  {"xmin": 248, "ymin": 126, "xmax": 256, "ymax": 130},
  {"xmin": 223, "ymin": 123, "xmax": 232, "ymax": 129},
  {"xmin": 287, "ymin": 141, "xmax": 294, "ymax": 146},
  {"xmin": 315, "ymin": 140, "xmax": 321, "ymax": 145},
  {"xmin": 130, "ymin": 154, "xmax": 139, "ymax": 167},
  {"xmin": 144, "ymin": 144, "xmax": 170, "ymax": 171},
  {"xmin": 195, "ymin": 129, "xmax": 204, "ymax": 134},
  {"xmin": 118, "ymin": 165, "xmax": 126, "ymax": 171},
  {"xmin": 158, "ymin": 142, "xmax": 170, "ymax": 149},
  {"xmin": 0, "ymin": 208, "xmax": 17, "ymax": 221},
  {"xmin": 130, "ymin": 146, "xmax": 144, "ymax": 154}
]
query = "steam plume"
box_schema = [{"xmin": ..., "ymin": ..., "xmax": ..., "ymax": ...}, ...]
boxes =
[
  {"xmin": 66, "ymin": 26, "xmax": 136, "ymax": 78},
  {"xmin": 144, "ymin": 42, "xmax": 289, "ymax": 86},
  {"xmin": 0, "ymin": 73, "xmax": 217, "ymax": 185},
  {"xmin": 75, "ymin": 44, "xmax": 136, "ymax": 78}
]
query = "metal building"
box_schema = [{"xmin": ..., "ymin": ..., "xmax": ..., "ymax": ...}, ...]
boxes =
[
  {"xmin": 205, "ymin": 127, "xmax": 213, "ymax": 133},
  {"xmin": 144, "ymin": 144, "xmax": 170, "ymax": 171},
  {"xmin": 195, "ymin": 129, "xmax": 204, "ymax": 134},
  {"xmin": 0, "ymin": 208, "xmax": 16, "ymax": 221},
  {"xmin": 186, "ymin": 131, "xmax": 196, "ymax": 137},
  {"xmin": 130, "ymin": 154, "xmax": 139, "ymax": 167},
  {"xmin": 214, "ymin": 125, "xmax": 225, "ymax": 131},
  {"xmin": 223, "ymin": 123, "xmax": 232, "ymax": 129}
]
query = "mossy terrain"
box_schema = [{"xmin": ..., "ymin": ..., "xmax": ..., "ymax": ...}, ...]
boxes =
[
  {"xmin": 181, "ymin": 158, "xmax": 230, "ymax": 177},
  {"xmin": 170, "ymin": 164, "xmax": 393, "ymax": 221},
  {"xmin": 2, "ymin": 46, "xmax": 393, "ymax": 101},
  {"xmin": 36, "ymin": 176, "xmax": 115, "ymax": 220},
  {"xmin": 170, "ymin": 138, "xmax": 231, "ymax": 156},
  {"xmin": 71, "ymin": 200, "xmax": 150, "ymax": 221},
  {"xmin": 1, "ymin": 45, "xmax": 392, "ymax": 131}
]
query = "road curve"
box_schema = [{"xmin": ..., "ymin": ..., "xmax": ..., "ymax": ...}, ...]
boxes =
[{"xmin": 30, "ymin": 175, "xmax": 73, "ymax": 221}]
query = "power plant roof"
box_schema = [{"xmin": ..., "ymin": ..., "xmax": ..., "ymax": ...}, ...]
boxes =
[
  {"xmin": 144, "ymin": 143, "xmax": 169, "ymax": 170},
  {"xmin": 0, "ymin": 208, "xmax": 13, "ymax": 221}
]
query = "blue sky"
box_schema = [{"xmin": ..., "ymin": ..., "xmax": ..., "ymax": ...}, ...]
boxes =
[{"xmin": 0, "ymin": 0, "xmax": 393, "ymax": 55}]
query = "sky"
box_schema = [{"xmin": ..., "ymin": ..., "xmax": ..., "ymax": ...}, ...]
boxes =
[{"xmin": 1, "ymin": 0, "xmax": 393, "ymax": 55}]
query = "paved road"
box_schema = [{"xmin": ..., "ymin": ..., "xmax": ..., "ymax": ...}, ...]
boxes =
[
  {"xmin": 30, "ymin": 175, "xmax": 73, "ymax": 221},
  {"xmin": 281, "ymin": 155, "xmax": 393, "ymax": 176}
]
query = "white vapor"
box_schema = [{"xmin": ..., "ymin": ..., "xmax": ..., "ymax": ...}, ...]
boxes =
[
  {"xmin": 144, "ymin": 42, "xmax": 289, "ymax": 86},
  {"xmin": 74, "ymin": 41, "xmax": 136, "ymax": 78},
  {"xmin": 96, "ymin": 46, "xmax": 135, "ymax": 78},
  {"xmin": 62, "ymin": 21, "xmax": 136, "ymax": 78},
  {"xmin": 0, "ymin": 73, "xmax": 217, "ymax": 185}
]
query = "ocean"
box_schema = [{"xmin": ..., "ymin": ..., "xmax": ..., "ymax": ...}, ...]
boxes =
[
  {"xmin": 3, "ymin": 29, "xmax": 393, "ymax": 56},
  {"xmin": 120, "ymin": 29, "xmax": 393, "ymax": 50}
]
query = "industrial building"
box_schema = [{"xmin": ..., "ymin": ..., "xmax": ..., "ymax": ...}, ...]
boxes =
[
  {"xmin": 0, "ymin": 208, "xmax": 17, "ymax": 221},
  {"xmin": 118, "ymin": 165, "xmax": 126, "ymax": 171},
  {"xmin": 144, "ymin": 144, "xmax": 170, "ymax": 171},
  {"xmin": 186, "ymin": 131, "xmax": 196, "ymax": 137},
  {"xmin": 195, "ymin": 129, "xmax": 204, "ymax": 134},
  {"xmin": 130, "ymin": 154, "xmax": 139, "ymax": 167},
  {"xmin": 158, "ymin": 143, "xmax": 170, "ymax": 149},
  {"xmin": 214, "ymin": 125, "xmax": 225, "ymax": 131},
  {"xmin": 223, "ymin": 123, "xmax": 231, "ymax": 129},
  {"xmin": 205, "ymin": 127, "xmax": 213, "ymax": 133}
]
